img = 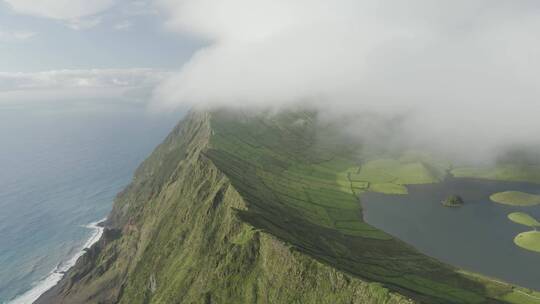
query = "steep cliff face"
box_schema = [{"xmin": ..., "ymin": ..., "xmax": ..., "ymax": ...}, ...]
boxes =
[{"xmin": 36, "ymin": 112, "xmax": 412, "ymax": 304}]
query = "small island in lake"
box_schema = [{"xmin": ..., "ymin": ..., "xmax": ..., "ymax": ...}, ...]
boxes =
[
  {"xmin": 508, "ymin": 212, "xmax": 540, "ymax": 228},
  {"xmin": 514, "ymin": 231, "xmax": 540, "ymax": 253},
  {"xmin": 441, "ymin": 195, "xmax": 464, "ymax": 207},
  {"xmin": 490, "ymin": 191, "xmax": 540, "ymax": 206}
]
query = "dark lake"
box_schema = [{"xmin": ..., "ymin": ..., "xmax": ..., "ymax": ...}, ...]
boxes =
[{"xmin": 361, "ymin": 177, "xmax": 540, "ymax": 290}]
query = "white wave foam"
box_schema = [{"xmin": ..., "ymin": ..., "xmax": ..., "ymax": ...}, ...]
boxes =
[{"xmin": 8, "ymin": 219, "xmax": 106, "ymax": 304}]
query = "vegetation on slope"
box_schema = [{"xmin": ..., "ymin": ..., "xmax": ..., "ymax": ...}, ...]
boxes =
[
  {"xmin": 36, "ymin": 111, "xmax": 413, "ymax": 304},
  {"xmin": 206, "ymin": 109, "xmax": 539, "ymax": 304},
  {"xmin": 36, "ymin": 109, "xmax": 540, "ymax": 304}
]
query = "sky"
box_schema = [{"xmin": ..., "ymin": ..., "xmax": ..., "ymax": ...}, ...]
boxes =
[
  {"xmin": 0, "ymin": 0, "xmax": 203, "ymax": 104},
  {"xmin": 1, "ymin": 0, "xmax": 539, "ymax": 162},
  {"xmin": 0, "ymin": 0, "xmax": 202, "ymax": 72}
]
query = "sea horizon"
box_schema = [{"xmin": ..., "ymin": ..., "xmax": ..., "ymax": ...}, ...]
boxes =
[{"xmin": 0, "ymin": 101, "xmax": 182, "ymax": 304}]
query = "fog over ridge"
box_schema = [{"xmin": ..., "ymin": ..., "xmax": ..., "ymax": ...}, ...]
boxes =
[{"xmin": 152, "ymin": 0, "xmax": 540, "ymax": 163}]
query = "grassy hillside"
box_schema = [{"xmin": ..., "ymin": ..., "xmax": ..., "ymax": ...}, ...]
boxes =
[
  {"xmin": 206, "ymin": 110, "xmax": 539, "ymax": 304},
  {"xmin": 36, "ymin": 111, "xmax": 413, "ymax": 304},
  {"xmin": 37, "ymin": 109, "xmax": 540, "ymax": 304}
]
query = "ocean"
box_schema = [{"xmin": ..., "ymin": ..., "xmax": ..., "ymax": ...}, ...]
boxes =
[{"xmin": 0, "ymin": 101, "xmax": 182, "ymax": 303}]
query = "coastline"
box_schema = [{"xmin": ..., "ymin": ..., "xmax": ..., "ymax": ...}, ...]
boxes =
[{"xmin": 8, "ymin": 219, "xmax": 106, "ymax": 304}]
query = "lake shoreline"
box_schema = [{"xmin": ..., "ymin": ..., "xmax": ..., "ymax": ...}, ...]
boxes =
[{"xmin": 361, "ymin": 177, "xmax": 540, "ymax": 290}]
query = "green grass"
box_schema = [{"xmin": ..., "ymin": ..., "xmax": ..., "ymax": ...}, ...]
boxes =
[
  {"xmin": 452, "ymin": 166, "xmax": 540, "ymax": 184},
  {"xmin": 514, "ymin": 231, "xmax": 540, "ymax": 253},
  {"xmin": 351, "ymin": 180, "xmax": 369, "ymax": 189},
  {"xmin": 40, "ymin": 109, "xmax": 540, "ymax": 304},
  {"xmin": 355, "ymin": 159, "xmax": 440, "ymax": 184},
  {"xmin": 231, "ymin": 225, "xmax": 256, "ymax": 245},
  {"xmin": 206, "ymin": 110, "xmax": 540, "ymax": 304},
  {"xmin": 369, "ymin": 183, "xmax": 409, "ymax": 194},
  {"xmin": 347, "ymin": 158, "xmax": 444, "ymax": 195},
  {"xmin": 503, "ymin": 289, "xmax": 540, "ymax": 304},
  {"xmin": 490, "ymin": 191, "xmax": 540, "ymax": 206},
  {"xmin": 52, "ymin": 111, "xmax": 416, "ymax": 304},
  {"xmin": 508, "ymin": 212, "xmax": 540, "ymax": 227}
]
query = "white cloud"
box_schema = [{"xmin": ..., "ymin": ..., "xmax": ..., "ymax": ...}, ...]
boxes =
[
  {"xmin": 3, "ymin": 0, "xmax": 115, "ymax": 20},
  {"xmin": 0, "ymin": 29, "xmax": 36, "ymax": 42},
  {"xmin": 151, "ymin": 0, "xmax": 540, "ymax": 162},
  {"xmin": 67, "ymin": 16, "xmax": 103, "ymax": 30},
  {"xmin": 0, "ymin": 68, "xmax": 171, "ymax": 102},
  {"xmin": 123, "ymin": 0, "xmax": 158, "ymax": 16},
  {"xmin": 3, "ymin": 0, "xmax": 116, "ymax": 29},
  {"xmin": 114, "ymin": 20, "xmax": 132, "ymax": 31}
]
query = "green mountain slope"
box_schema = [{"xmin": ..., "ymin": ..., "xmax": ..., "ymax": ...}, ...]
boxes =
[{"xmin": 36, "ymin": 110, "xmax": 539, "ymax": 304}]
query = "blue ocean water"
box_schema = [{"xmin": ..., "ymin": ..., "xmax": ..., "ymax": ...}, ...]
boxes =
[{"xmin": 0, "ymin": 102, "xmax": 182, "ymax": 303}]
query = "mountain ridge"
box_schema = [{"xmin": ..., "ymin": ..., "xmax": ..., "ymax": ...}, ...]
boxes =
[
  {"xmin": 36, "ymin": 111, "xmax": 413, "ymax": 304},
  {"xmin": 36, "ymin": 109, "xmax": 539, "ymax": 304}
]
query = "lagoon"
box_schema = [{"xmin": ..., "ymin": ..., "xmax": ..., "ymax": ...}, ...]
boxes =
[{"xmin": 361, "ymin": 177, "xmax": 540, "ymax": 290}]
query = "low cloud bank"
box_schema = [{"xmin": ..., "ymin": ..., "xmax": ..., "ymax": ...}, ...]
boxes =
[
  {"xmin": 0, "ymin": 68, "xmax": 170, "ymax": 103},
  {"xmin": 152, "ymin": 0, "xmax": 540, "ymax": 162},
  {"xmin": 3, "ymin": 0, "xmax": 116, "ymax": 29},
  {"xmin": 0, "ymin": 29, "xmax": 36, "ymax": 42}
]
